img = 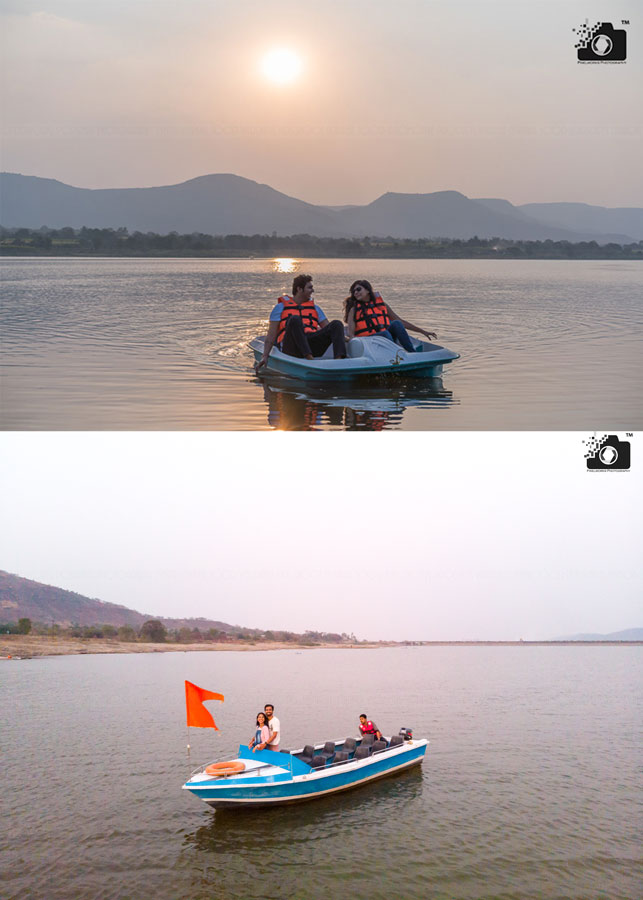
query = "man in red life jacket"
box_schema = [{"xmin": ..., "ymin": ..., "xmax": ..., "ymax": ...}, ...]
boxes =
[
  {"xmin": 255, "ymin": 274, "xmax": 346, "ymax": 372},
  {"xmin": 359, "ymin": 714, "xmax": 382, "ymax": 741}
]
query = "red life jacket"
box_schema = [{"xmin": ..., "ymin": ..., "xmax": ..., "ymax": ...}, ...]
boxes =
[
  {"xmin": 360, "ymin": 720, "xmax": 378, "ymax": 735},
  {"xmin": 354, "ymin": 292, "xmax": 391, "ymax": 336},
  {"xmin": 276, "ymin": 295, "xmax": 321, "ymax": 346}
]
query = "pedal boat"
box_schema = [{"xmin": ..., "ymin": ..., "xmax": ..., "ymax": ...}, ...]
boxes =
[
  {"xmin": 182, "ymin": 733, "xmax": 428, "ymax": 809},
  {"xmin": 250, "ymin": 333, "xmax": 459, "ymax": 382}
]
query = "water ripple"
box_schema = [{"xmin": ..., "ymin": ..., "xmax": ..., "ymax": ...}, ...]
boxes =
[{"xmin": 1, "ymin": 258, "xmax": 641, "ymax": 429}]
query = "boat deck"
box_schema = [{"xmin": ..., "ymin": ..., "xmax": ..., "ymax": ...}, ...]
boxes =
[{"xmin": 188, "ymin": 734, "xmax": 419, "ymax": 782}]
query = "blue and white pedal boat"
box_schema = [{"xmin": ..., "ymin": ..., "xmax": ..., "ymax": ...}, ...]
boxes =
[
  {"xmin": 250, "ymin": 333, "xmax": 458, "ymax": 382},
  {"xmin": 182, "ymin": 733, "xmax": 428, "ymax": 809}
]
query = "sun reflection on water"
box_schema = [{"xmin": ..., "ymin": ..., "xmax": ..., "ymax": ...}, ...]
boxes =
[{"xmin": 272, "ymin": 258, "xmax": 299, "ymax": 273}]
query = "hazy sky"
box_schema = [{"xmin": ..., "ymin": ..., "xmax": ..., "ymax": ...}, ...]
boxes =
[
  {"xmin": 1, "ymin": 432, "xmax": 640, "ymax": 641},
  {"xmin": 2, "ymin": 0, "xmax": 642, "ymax": 205}
]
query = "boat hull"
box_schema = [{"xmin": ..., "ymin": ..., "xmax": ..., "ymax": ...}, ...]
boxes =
[
  {"xmin": 184, "ymin": 740, "xmax": 428, "ymax": 809},
  {"xmin": 250, "ymin": 335, "xmax": 458, "ymax": 382},
  {"xmin": 205, "ymin": 751, "xmax": 423, "ymax": 808}
]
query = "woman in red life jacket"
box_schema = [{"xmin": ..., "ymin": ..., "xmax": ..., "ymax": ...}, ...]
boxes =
[
  {"xmin": 358, "ymin": 714, "xmax": 382, "ymax": 741},
  {"xmin": 344, "ymin": 279, "xmax": 437, "ymax": 351},
  {"xmin": 255, "ymin": 274, "xmax": 346, "ymax": 372}
]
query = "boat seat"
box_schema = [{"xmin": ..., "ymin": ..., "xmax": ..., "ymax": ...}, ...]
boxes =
[
  {"xmin": 372, "ymin": 740, "xmax": 387, "ymax": 754},
  {"xmin": 361, "ymin": 734, "xmax": 375, "ymax": 746},
  {"xmin": 320, "ymin": 741, "xmax": 336, "ymax": 763},
  {"xmin": 388, "ymin": 735, "xmax": 404, "ymax": 748},
  {"xmin": 333, "ymin": 751, "xmax": 349, "ymax": 764},
  {"xmin": 343, "ymin": 738, "xmax": 357, "ymax": 756},
  {"xmin": 354, "ymin": 746, "xmax": 370, "ymax": 760},
  {"xmin": 300, "ymin": 745, "xmax": 315, "ymax": 764},
  {"xmin": 311, "ymin": 755, "xmax": 326, "ymax": 768}
]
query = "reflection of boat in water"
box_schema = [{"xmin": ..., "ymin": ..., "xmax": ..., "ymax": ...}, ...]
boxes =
[
  {"xmin": 183, "ymin": 732, "xmax": 428, "ymax": 809},
  {"xmin": 250, "ymin": 333, "xmax": 459, "ymax": 381},
  {"xmin": 260, "ymin": 375, "xmax": 455, "ymax": 430}
]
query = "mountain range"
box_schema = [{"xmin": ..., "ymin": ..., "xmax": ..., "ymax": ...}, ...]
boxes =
[
  {"xmin": 554, "ymin": 628, "xmax": 643, "ymax": 641},
  {"xmin": 0, "ymin": 570, "xmax": 236, "ymax": 633},
  {"xmin": 2, "ymin": 571, "xmax": 640, "ymax": 642},
  {"xmin": 2, "ymin": 172, "xmax": 642, "ymax": 243}
]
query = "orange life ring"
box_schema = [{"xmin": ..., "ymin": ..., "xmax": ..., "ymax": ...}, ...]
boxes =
[{"xmin": 205, "ymin": 760, "xmax": 245, "ymax": 777}]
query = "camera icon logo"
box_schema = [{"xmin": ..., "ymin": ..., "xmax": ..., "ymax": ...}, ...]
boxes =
[
  {"xmin": 574, "ymin": 21, "xmax": 627, "ymax": 62},
  {"xmin": 584, "ymin": 434, "xmax": 631, "ymax": 471}
]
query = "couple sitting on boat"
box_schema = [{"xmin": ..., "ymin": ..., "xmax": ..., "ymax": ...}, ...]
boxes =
[
  {"xmin": 255, "ymin": 274, "xmax": 437, "ymax": 373},
  {"xmin": 248, "ymin": 704, "xmax": 280, "ymax": 753}
]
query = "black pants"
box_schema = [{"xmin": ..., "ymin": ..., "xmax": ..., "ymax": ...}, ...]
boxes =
[{"xmin": 281, "ymin": 316, "xmax": 346, "ymax": 359}]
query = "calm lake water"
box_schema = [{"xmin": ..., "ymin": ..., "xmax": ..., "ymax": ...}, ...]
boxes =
[
  {"xmin": 1, "ymin": 258, "xmax": 641, "ymax": 430},
  {"xmin": 1, "ymin": 646, "xmax": 640, "ymax": 900}
]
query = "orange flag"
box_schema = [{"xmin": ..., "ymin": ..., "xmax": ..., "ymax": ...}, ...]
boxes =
[{"xmin": 185, "ymin": 680, "xmax": 224, "ymax": 729}]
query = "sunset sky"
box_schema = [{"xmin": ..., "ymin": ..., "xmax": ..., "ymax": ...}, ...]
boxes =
[
  {"xmin": 2, "ymin": 0, "xmax": 641, "ymax": 205},
  {"xmin": 1, "ymin": 432, "xmax": 640, "ymax": 642}
]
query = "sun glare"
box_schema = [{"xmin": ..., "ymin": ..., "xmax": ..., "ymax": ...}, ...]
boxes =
[
  {"xmin": 261, "ymin": 49, "xmax": 303, "ymax": 85},
  {"xmin": 272, "ymin": 258, "xmax": 298, "ymax": 273}
]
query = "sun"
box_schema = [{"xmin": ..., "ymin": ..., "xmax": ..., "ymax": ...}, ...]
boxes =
[{"xmin": 260, "ymin": 48, "xmax": 303, "ymax": 85}]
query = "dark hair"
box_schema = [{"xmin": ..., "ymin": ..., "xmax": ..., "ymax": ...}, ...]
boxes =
[
  {"xmin": 359, "ymin": 713, "xmax": 367, "ymax": 719},
  {"xmin": 292, "ymin": 274, "xmax": 312, "ymax": 295},
  {"xmin": 256, "ymin": 711, "xmax": 267, "ymax": 726},
  {"xmin": 264, "ymin": 703, "xmax": 274, "ymax": 711},
  {"xmin": 344, "ymin": 279, "xmax": 377, "ymax": 322}
]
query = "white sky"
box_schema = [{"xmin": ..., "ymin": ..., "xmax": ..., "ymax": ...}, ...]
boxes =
[
  {"xmin": 1, "ymin": 432, "xmax": 640, "ymax": 641},
  {"xmin": 1, "ymin": 0, "xmax": 642, "ymax": 205}
]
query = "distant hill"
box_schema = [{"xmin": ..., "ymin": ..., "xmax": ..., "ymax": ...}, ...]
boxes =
[
  {"xmin": 1, "ymin": 172, "xmax": 640, "ymax": 243},
  {"xmin": 337, "ymin": 191, "xmax": 633, "ymax": 242},
  {"xmin": 553, "ymin": 628, "xmax": 643, "ymax": 641},
  {"xmin": 0, "ymin": 570, "xmax": 236, "ymax": 632},
  {"xmin": 0, "ymin": 173, "xmax": 345, "ymax": 238},
  {"xmin": 519, "ymin": 203, "xmax": 643, "ymax": 242}
]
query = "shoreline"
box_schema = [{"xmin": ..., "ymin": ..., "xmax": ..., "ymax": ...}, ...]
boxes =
[
  {"xmin": 0, "ymin": 635, "xmax": 389, "ymax": 658},
  {"xmin": 1, "ymin": 635, "xmax": 640, "ymax": 659}
]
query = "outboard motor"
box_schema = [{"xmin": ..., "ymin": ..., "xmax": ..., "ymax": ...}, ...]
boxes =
[{"xmin": 399, "ymin": 727, "xmax": 413, "ymax": 741}]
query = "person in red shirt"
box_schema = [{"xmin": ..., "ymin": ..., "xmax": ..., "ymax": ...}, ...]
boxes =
[{"xmin": 358, "ymin": 714, "xmax": 382, "ymax": 741}]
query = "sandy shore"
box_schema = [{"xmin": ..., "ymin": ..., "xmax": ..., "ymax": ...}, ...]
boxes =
[
  {"xmin": 2, "ymin": 635, "xmax": 638, "ymax": 659},
  {"xmin": 0, "ymin": 634, "xmax": 383, "ymax": 659}
]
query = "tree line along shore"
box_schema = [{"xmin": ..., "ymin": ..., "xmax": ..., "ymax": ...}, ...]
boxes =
[
  {"xmin": 1, "ymin": 617, "xmax": 357, "ymax": 647},
  {"xmin": 2, "ymin": 227, "xmax": 642, "ymax": 259}
]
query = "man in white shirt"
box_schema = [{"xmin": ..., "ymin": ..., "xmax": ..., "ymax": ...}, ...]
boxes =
[{"xmin": 264, "ymin": 703, "xmax": 280, "ymax": 751}]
